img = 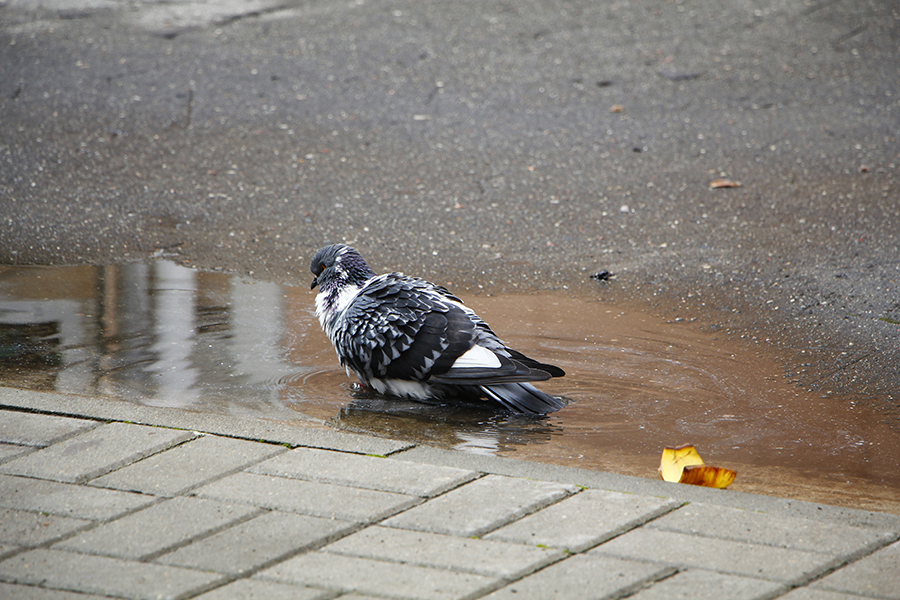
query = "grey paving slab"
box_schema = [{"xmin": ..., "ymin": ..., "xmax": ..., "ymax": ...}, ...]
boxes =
[
  {"xmin": 648, "ymin": 502, "xmax": 893, "ymax": 554},
  {"xmin": 250, "ymin": 447, "xmax": 479, "ymax": 497},
  {"xmin": 0, "ymin": 387, "xmax": 412, "ymax": 456},
  {"xmin": 779, "ymin": 589, "xmax": 882, "ymax": 600},
  {"xmin": 391, "ymin": 446, "xmax": 900, "ymax": 531},
  {"xmin": 91, "ymin": 434, "xmax": 285, "ymax": 496},
  {"xmin": 485, "ymin": 489, "xmax": 678, "ymax": 552},
  {"xmin": 382, "ymin": 474, "xmax": 577, "ymax": 537},
  {"xmin": 258, "ymin": 551, "xmax": 500, "ymax": 600},
  {"xmin": 0, "ymin": 444, "xmax": 28, "ymax": 463},
  {"xmin": 591, "ymin": 528, "xmax": 840, "ymax": 584},
  {"xmin": 0, "ymin": 548, "xmax": 223, "ymax": 600},
  {"xmin": 0, "ymin": 544, "xmax": 17, "ymax": 560},
  {"xmin": 0, "ymin": 422, "xmax": 194, "ymax": 483},
  {"xmin": 53, "ymin": 496, "xmax": 260, "ymax": 560},
  {"xmin": 810, "ymin": 539, "xmax": 900, "ymax": 599},
  {"xmin": 626, "ymin": 569, "xmax": 787, "ymax": 600},
  {"xmin": 481, "ymin": 554, "xmax": 674, "ymax": 600},
  {"xmin": 194, "ymin": 471, "xmax": 420, "ymax": 522},
  {"xmin": 0, "ymin": 508, "xmax": 92, "ymax": 547},
  {"xmin": 0, "ymin": 411, "xmax": 97, "ymax": 447},
  {"xmin": 193, "ymin": 579, "xmax": 333, "ymax": 600},
  {"xmin": 324, "ymin": 525, "xmax": 564, "ymax": 579},
  {"xmin": 0, "ymin": 582, "xmax": 111, "ymax": 600},
  {"xmin": 157, "ymin": 510, "xmax": 357, "ymax": 574},
  {"xmin": 0, "ymin": 474, "xmax": 154, "ymax": 520}
]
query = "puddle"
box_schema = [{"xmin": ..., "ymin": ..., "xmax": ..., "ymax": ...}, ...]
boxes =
[{"xmin": 2, "ymin": 262, "xmax": 899, "ymax": 513}]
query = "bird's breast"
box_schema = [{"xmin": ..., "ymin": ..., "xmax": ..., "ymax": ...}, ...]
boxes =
[{"xmin": 315, "ymin": 283, "xmax": 364, "ymax": 334}]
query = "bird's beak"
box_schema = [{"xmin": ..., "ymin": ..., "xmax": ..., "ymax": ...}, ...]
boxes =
[{"xmin": 310, "ymin": 276, "xmax": 318, "ymax": 290}]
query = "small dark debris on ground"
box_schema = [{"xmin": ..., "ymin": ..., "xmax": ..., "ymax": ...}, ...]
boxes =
[{"xmin": 591, "ymin": 270, "xmax": 614, "ymax": 282}]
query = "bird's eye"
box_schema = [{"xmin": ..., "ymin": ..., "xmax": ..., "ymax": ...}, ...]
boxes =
[{"xmin": 320, "ymin": 263, "xmax": 326, "ymax": 271}]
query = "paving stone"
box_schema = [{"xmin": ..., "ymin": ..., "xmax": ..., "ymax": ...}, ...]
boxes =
[
  {"xmin": 0, "ymin": 444, "xmax": 28, "ymax": 463},
  {"xmin": 382, "ymin": 474, "xmax": 577, "ymax": 537},
  {"xmin": 0, "ymin": 508, "xmax": 92, "ymax": 547},
  {"xmin": 481, "ymin": 554, "xmax": 673, "ymax": 600},
  {"xmin": 779, "ymin": 588, "xmax": 879, "ymax": 600},
  {"xmin": 250, "ymin": 447, "xmax": 478, "ymax": 497},
  {"xmin": 0, "ymin": 423, "xmax": 193, "ymax": 483},
  {"xmin": 625, "ymin": 569, "xmax": 787, "ymax": 600},
  {"xmin": 0, "ymin": 411, "xmax": 97, "ymax": 447},
  {"xmin": 258, "ymin": 551, "xmax": 499, "ymax": 600},
  {"xmin": 91, "ymin": 434, "xmax": 285, "ymax": 496},
  {"xmin": 648, "ymin": 502, "xmax": 888, "ymax": 554},
  {"xmin": 0, "ymin": 582, "xmax": 111, "ymax": 600},
  {"xmin": 53, "ymin": 496, "xmax": 259, "ymax": 560},
  {"xmin": 194, "ymin": 471, "xmax": 419, "ymax": 523},
  {"xmin": 810, "ymin": 539, "xmax": 900, "ymax": 599},
  {"xmin": 591, "ymin": 528, "xmax": 839, "ymax": 583},
  {"xmin": 485, "ymin": 489, "xmax": 678, "ymax": 552},
  {"xmin": 193, "ymin": 579, "xmax": 333, "ymax": 600},
  {"xmin": 324, "ymin": 525, "xmax": 563, "ymax": 579},
  {"xmin": 157, "ymin": 510, "xmax": 357, "ymax": 574},
  {"xmin": 0, "ymin": 474, "xmax": 153, "ymax": 521},
  {"xmin": 0, "ymin": 549, "xmax": 223, "ymax": 600},
  {"xmin": 0, "ymin": 543, "xmax": 17, "ymax": 560},
  {"xmin": 0, "ymin": 386, "xmax": 413, "ymax": 457}
]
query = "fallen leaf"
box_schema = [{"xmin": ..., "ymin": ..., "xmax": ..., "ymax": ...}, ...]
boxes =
[
  {"xmin": 709, "ymin": 178, "xmax": 742, "ymax": 188},
  {"xmin": 658, "ymin": 444, "xmax": 736, "ymax": 489},
  {"xmin": 679, "ymin": 464, "xmax": 737, "ymax": 489},
  {"xmin": 658, "ymin": 444, "xmax": 705, "ymax": 482}
]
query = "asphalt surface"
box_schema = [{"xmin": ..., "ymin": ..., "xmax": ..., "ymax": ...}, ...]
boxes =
[{"xmin": 1, "ymin": 0, "xmax": 898, "ymax": 403}]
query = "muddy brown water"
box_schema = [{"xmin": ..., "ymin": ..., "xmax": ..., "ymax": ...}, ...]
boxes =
[{"xmin": 2, "ymin": 262, "xmax": 898, "ymax": 513}]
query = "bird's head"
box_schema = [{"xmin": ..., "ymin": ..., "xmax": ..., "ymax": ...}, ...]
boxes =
[{"xmin": 310, "ymin": 244, "xmax": 375, "ymax": 292}]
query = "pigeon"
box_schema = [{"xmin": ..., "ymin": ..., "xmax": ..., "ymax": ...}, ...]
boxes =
[{"xmin": 310, "ymin": 244, "xmax": 566, "ymax": 414}]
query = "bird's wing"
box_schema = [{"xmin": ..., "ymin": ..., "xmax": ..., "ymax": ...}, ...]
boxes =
[
  {"xmin": 335, "ymin": 274, "xmax": 478, "ymax": 381},
  {"xmin": 335, "ymin": 275, "xmax": 554, "ymax": 385},
  {"xmin": 501, "ymin": 348, "xmax": 566, "ymax": 378},
  {"xmin": 438, "ymin": 300, "xmax": 566, "ymax": 380}
]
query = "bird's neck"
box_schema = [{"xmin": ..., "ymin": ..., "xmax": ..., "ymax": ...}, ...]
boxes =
[
  {"xmin": 315, "ymin": 279, "xmax": 366, "ymax": 336},
  {"xmin": 314, "ymin": 253, "xmax": 376, "ymax": 335}
]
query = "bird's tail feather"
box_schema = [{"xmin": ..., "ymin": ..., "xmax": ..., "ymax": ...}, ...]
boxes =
[{"xmin": 480, "ymin": 383, "xmax": 566, "ymax": 414}]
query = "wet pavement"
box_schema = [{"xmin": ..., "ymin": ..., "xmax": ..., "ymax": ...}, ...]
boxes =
[
  {"xmin": 2, "ymin": 261, "xmax": 900, "ymax": 514},
  {"xmin": 1, "ymin": 0, "xmax": 898, "ymax": 403},
  {"xmin": 1, "ymin": 387, "xmax": 899, "ymax": 600}
]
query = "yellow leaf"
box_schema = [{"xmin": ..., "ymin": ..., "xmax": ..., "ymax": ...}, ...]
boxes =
[
  {"xmin": 679, "ymin": 464, "xmax": 737, "ymax": 489},
  {"xmin": 658, "ymin": 444, "xmax": 736, "ymax": 489},
  {"xmin": 658, "ymin": 444, "xmax": 705, "ymax": 482}
]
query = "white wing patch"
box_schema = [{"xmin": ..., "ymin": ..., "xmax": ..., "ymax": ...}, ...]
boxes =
[{"xmin": 452, "ymin": 344, "xmax": 502, "ymax": 369}]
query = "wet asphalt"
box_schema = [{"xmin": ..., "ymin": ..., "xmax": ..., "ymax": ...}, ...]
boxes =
[{"xmin": 1, "ymin": 0, "xmax": 898, "ymax": 404}]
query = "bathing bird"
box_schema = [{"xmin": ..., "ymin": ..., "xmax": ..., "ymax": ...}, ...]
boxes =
[{"xmin": 310, "ymin": 244, "xmax": 566, "ymax": 414}]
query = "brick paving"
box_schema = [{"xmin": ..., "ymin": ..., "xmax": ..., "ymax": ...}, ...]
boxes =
[{"xmin": 0, "ymin": 388, "xmax": 898, "ymax": 600}]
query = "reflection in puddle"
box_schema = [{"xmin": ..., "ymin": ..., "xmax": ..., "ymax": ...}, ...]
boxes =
[
  {"xmin": 0, "ymin": 263, "xmax": 308, "ymax": 420},
  {"xmin": 334, "ymin": 393, "xmax": 562, "ymax": 455},
  {"xmin": 1, "ymin": 262, "xmax": 898, "ymax": 513}
]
